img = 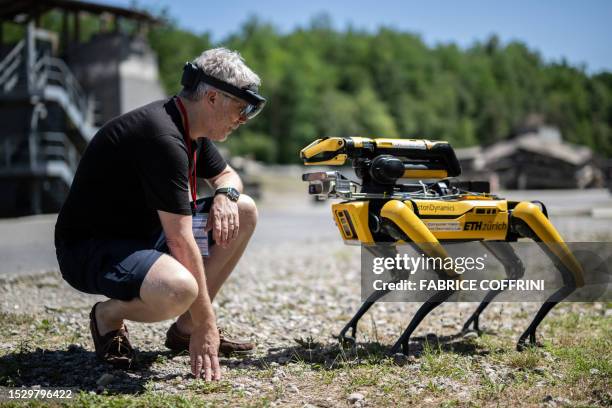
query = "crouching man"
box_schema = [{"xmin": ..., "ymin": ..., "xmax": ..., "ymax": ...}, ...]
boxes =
[{"xmin": 54, "ymin": 48, "xmax": 266, "ymax": 381}]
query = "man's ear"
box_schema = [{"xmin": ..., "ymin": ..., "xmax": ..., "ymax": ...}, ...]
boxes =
[{"xmin": 206, "ymin": 89, "xmax": 218, "ymax": 106}]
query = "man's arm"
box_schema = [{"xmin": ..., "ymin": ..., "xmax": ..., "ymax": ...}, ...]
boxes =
[
  {"xmin": 206, "ymin": 164, "xmax": 243, "ymax": 192},
  {"xmin": 205, "ymin": 165, "xmax": 243, "ymax": 246},
  {"xmin": 157, "ymin": 210, "xmax": 221, "ymax": 381}
]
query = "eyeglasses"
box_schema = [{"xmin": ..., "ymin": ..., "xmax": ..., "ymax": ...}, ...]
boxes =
[
  {"xmin": 217, "ymin": 89, "xmax": 266, "ymax": 120},
  {"xmin": 217, "ymin": 90, "xmax": 248, "ymax": 115}
]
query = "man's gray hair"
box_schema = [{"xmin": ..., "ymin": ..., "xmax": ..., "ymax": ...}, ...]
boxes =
[{"xmin": 180, "ymin": 47, "xmax": 261, "ymax": 101}]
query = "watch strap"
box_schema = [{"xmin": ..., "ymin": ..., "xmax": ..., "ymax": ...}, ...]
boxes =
[{"xmin": 215, "ymin": 187, "xmax": 240, "ymax": 201}]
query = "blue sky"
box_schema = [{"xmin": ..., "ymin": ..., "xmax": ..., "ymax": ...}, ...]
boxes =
[{"xmin": 110, "ymin": 0, "xmax": 611, "ymax": 73}]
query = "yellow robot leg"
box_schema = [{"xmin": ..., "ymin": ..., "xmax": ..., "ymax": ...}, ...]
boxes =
[
  {"xmin": 379, "ymin": 200, "xmax": 457, "ymax": 354},
  {"xmin": 512, "ymin": 202, "xmax": 584, "ymax": 286},
  {"xmin": 337, "ymin": 245, "xmax": 397, "ymax": 346},
  {"xmin": 511, "ymin": 201, "xmax": 585, "ymax": 350},
  {"xmin": 462, "ymin": 241, "xmax": 525, "ymax": 334}
]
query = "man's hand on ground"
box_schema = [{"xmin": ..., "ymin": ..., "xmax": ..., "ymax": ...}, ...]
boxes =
[
  {"xmin": 189, "ymin": 321, "xmax": 221, "ymax": 381},
  {"xmin": 206, "ymin": 194, "xmax": 239, "ymax": 247}
]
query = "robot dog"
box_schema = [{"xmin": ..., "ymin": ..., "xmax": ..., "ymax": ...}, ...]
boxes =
[{"xmin": 300, "ymin": 137, "xmax": 584, "ymax": 354}]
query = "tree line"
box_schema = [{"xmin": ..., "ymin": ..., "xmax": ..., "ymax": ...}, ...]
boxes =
[{"xmin": 149, "ymin": 15, "xmax": 612, "ymax": 163}]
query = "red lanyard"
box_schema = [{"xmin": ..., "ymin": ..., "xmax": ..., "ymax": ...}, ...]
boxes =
[{"xmin": 175, "ymin": 97, "xmax": 197, "ymax": 204}]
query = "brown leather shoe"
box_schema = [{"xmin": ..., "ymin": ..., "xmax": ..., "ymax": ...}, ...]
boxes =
[
  {"xmin": 89, "ymin": 302, "xmax": 135, "ymax": 368},
  {"xmin": 164, "ymin": 323, "xmax": 254, "ymax": 356}
]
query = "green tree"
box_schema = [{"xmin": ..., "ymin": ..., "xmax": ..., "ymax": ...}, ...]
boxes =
[{"xmin": 142, "ymin": 15, "xmax": 612, "ymax": 161}]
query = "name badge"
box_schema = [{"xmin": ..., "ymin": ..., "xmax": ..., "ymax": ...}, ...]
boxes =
[{"xmin": 192, "ymin": 213, "xmax": 209, "ymax": 257}]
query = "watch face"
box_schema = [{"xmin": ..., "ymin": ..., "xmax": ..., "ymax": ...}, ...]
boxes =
[{"xmin": 227, "ymin": 188, "xmax": 240, "ymax": 201}]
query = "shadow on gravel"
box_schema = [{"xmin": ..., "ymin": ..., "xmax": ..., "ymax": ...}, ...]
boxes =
[
  {"xmin": 0, "ymin": 345, "xmax": 177, "ymax": 394},
  {"xmin": 234, "ymin": 332, "xmax": 489, "ymax": 370}
]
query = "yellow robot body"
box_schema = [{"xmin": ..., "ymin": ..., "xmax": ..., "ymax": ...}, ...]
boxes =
[
  {"xmin": 332, "ymin": 198, "xmax": 509, "ymax": 243},
  {"xmin": 332, "ymin": 201, "xmax": 374, "ymax": 243},
  {"xmin": 416, "ymin": 198, "xmax": 509, "ymax": 241}
]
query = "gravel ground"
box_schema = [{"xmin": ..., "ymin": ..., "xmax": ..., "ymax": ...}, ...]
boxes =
[
  {"xmin": 1, "ymin": 236, "xmax": 610, "ymax": 406},
  {"xmin": 0, "ymin": 182, "xmax": 611, "ymax": 406}
]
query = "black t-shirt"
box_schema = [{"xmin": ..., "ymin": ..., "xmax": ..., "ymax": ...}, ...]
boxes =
[{"xmin": 55, "ymin": 97, "xmax": 227, "ymax": 241}]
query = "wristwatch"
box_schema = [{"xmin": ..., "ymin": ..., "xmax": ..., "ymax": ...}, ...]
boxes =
[{"xmin": 215, "ymin": 187, "xmax": 240, "ymax": 202}]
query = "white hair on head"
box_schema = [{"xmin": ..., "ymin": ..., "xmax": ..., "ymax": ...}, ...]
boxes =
[{"xmin": 180, "ymin": 47, "xmax": 261, "ymax": 101}]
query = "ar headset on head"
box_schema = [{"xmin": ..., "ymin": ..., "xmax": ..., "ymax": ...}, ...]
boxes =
[{"xmin": 180, "ymin": 62, "xmax": 266, "ymax": 119}]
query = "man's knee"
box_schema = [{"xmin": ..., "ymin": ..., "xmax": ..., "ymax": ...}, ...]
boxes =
[
  {"xmin": 165, "ymin": 270, "xmax": 198, "ymax": 309},
  {"xmin": 141, "ymin": 255, "xmax": 198, "ymax": 318},
  {"xmin": 238, "ymin": 194, "xmax": 258, "ymax": 230}
]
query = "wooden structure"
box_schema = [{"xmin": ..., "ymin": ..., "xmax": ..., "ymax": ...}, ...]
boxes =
[{"xmin": 456, "ymin": 126, "xmax": 603, "ymax": 190}]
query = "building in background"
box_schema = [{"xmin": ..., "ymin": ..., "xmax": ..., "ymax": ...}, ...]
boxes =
[
  {"xmin": 0, "ymin": 0, "xmax": 165, "ymax": 217},
  {"xmin": 457, "ymin": 125, "xmax": 604, "ymax": 190}
]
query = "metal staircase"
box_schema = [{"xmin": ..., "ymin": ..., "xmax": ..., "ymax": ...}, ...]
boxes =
[{"xmin": 0, "ymin": 24, "xmax": 97, "ymax": 216}]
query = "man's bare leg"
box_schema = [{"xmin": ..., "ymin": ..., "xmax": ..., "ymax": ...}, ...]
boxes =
[
  {"xmin": 95, "ymin": 254, "xmax": 199, "ymax": 336},
  {"xmin": 175, "ymin": 194, "xmax": 258, "ymax": 335}
]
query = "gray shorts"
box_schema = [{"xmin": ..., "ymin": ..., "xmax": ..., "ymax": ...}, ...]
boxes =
[{"xmin": 55, "ymin": 198, "xmax": 214, "ymax": 301}]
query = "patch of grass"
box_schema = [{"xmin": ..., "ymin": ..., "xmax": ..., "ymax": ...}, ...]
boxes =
[
  {"xmin": 549, "ymin": 309, "xmax": 609, "ymax": 331},
  {"xmin": 155, "ymin": 354, "xmax": 168, "ymax": 364},
  {"xmin": 0, "ymin": 311, "xmax": 35, "ymax": 328},
  {"xmin": 36, "ymin": 318, "xmax": 52, "ymax": 332},
  {"xmin": 420, "ymin": 342, "xmax": 469, "ymax": 379},
  {"xmin": 248, "ymin": 361, "xmax": 275, "ymax": 380},
  {"xmin": 477, "ymin": 373, "xmax": 507, "ymax": 401},
  {"xmin": 379, "ymin": 376, "xmax": 400, "ymax": 394},
  {"xmin": 551, "ymin": 338, "xmax": 611, "ymax": 382},
  {"xmin": 544, "ymin": 311, "xmax": 611, "ymax": 384},
  {"xmin": 318, "ymin": 369, "xmax": 337, "ymax": 385},
  {"xmin": 74, "ymin": 391, "xmax": 213, "ymax": 408},
  {"xmin": 356, "ymin": 342, "xmax": 389, "ymax": 366},
  {"xmin": 187, "ymin": 379, "xmax": 232, "ymax": 394},
  {"xmin": 341, "ymin": 359, "xmax": 401, "ymax": 395},
  {"xmin": 507, "ymin": 349, "xmax": 540, "ymax": 370},
  {"xmin": 271, "ymin": 382, "xmax": 285, "ymax": 400},
  {"xmin": 424, "ymin": 379, "xmax": 445, "ymax": 395},
  {"xmin": 513, "ymin": 310, "xmax": 530, "ymax": 319},
  {"xmin": 547, "ymin": 311, "xmax": 581, "ymax": 332},
  {"xmin": 346, "ymin": 366, "xmax": 380, "ymax": 389},
  {"xmin": 16, "ymin": 338, "xmax": 34, "ymax": 355},
  {"xmin": 439, "ymin": 399, "xmax": 461, "ymax": 408},
  {"xmin": 474, "ymin": 332, "xmax": 506, "ymax": 354}
]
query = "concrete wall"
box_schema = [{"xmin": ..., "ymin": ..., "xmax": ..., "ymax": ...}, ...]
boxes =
[
  {"xmin": 65, "ymin": 32, "xmax": 166, "ymax": 126},
  {"xmin": 118, "ymin": 38, "xmax": 166, "ymax": 113}
]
